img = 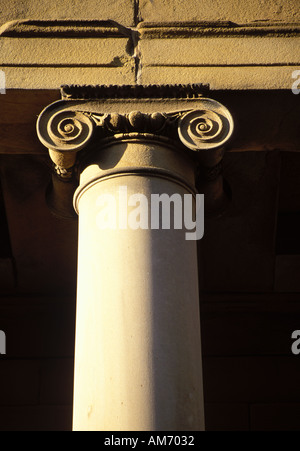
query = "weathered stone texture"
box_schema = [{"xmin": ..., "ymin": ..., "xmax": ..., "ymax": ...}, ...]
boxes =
[
  {"xmin": 140, "ymin": 37, "xmax": 299, "ymax": 66},
  {"xmin": 138, "ymin": 65, "xmax": 295, "ymax": 90},
  {"xmin": 0, "ymin": 38, "xmax": 132, "ymax": 66},
  {"xmin": 1, "ymin": 0, "xmax": 299, "ymax": 89},
  {"xmin": 0, "ymin": 0, "xmax": 135, "ymax": 27},
  {"xmin": 2, "ymin": 66, "xmax": 135, "ymax": 89},
  {"xmin": 139, "ymin": 0, "xmax": 300, "ymax": 23},
  {"xmin": 0, "ymin": 34, "xmax": 135, "ymax": 88}
]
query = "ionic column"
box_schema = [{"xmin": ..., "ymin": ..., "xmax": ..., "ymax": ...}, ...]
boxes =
[{"xmin": 37, "ymin": 85, "xmax": 234, "ymax": 432}]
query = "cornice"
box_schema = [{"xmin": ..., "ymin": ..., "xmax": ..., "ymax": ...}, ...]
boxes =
[
  {"xmin": 2, "ymin": 19, "xmax": 299, "ymax": 40},
  {"xmin": 137, "ymin": 21, "xmax": 300, "ymax": 38},
  {"xmin": 0, "ymin": 19, "xmax": 131, "ymax": 38}
]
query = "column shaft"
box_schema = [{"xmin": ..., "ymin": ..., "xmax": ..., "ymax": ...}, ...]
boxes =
[{"xmin": 72, "ymin": 140, "xmax": 204, "ymax": 431}]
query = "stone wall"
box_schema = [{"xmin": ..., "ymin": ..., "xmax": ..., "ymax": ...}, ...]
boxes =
[{"xmin": 0, "ymin": 0, "xmax": 299, "ymax": 89}]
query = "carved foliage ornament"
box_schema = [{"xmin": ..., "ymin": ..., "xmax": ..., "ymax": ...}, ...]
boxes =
[{"xmin": 37, "ymin": 98, "xmax": 233, "ymax": 155}]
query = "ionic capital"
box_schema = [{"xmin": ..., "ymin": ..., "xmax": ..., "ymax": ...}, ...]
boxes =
[
  {"xmin": 37, "ymin": 84, "xmax": 233, "ymax": 174},
  {"xmin": 37, "ymin": 84, "xmax": 234, "ymax": 216}
]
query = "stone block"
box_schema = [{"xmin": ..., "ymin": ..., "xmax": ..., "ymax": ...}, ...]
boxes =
[
  {"xmin": 250, "ymin": 404, "xmax": 300, "ymax": 431},
  {"xmin": 139, "ymin": 65, "xmax": 296, "ymax": 90},
  {"xmin": 0, "ymin": 360, "xmax": 40, "ymax": 405},
  {"xmin": 139, "ymin": 0, "xmax": 300, "ymax": 24},
  {"xmin": 0, "ymin": 0, "xmax": 135, "ymax": 28},
  {"xmin": 275, "ymin": 255, "xmax": 300, "ymax": 292},
  {"xmin": 140, "ymin": 37, "xmax": 300, "ymax": 66},
  {"xmin": 0, "ymin": 405, "xmax": 72, "ymax": 431},
  {"xmin": 1, "ymin": 65, "xmax": 135, "ymax": 90},
  {"xmin": 205, "ymin": 403, "xmax": 249, "ymax": 431},
  {"xmin": 0, "ymin": 37, "xmax": 132, "ymax": 66},
  {"xmin": 39, "ymin": 358, "xmax": 74, "ymax": 405},
  {"xmin": 203, "ymin": 356, "xmax": 300, "ymax": 403},
  {"xmin": 0, "ymin": 258, "xmax": 15, "ymax": 290},
  {"xmin": 0, "ymin": 297, "xmax": 75, "ymax": 358}
]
